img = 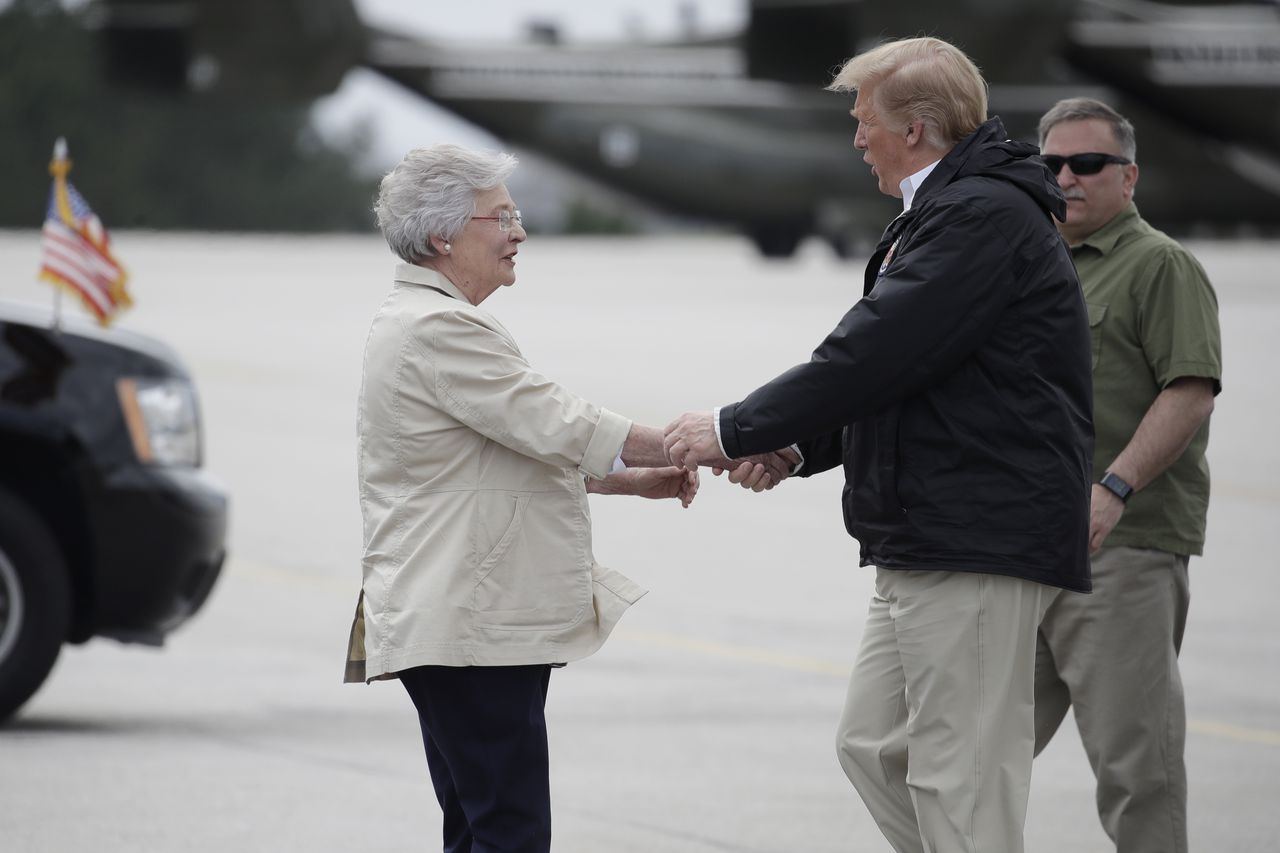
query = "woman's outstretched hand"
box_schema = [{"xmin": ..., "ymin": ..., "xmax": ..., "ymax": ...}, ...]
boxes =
[
  {"xmin": 589, "ymin": 467, "xmax": 701, "ymax": 507},
  {"xmin": 626, "ymin": 466, "xmax": 700, "ymax": 508}
]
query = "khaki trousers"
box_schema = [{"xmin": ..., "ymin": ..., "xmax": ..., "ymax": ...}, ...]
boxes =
[
  {"xmin": 837, "ymin": 569, "xmax": 1055, "ymax": 853},
  {"xmin": 1035, "ymin": 546, "xmax": 1190, "ymax": 853}
]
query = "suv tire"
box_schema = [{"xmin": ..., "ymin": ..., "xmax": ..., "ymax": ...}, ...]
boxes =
[{"xmin": 0, "ymin": 488, "xmax": 71, "ymax": 722}]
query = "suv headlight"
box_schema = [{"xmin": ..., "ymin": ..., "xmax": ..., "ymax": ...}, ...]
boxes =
[{"xmin": 116, "ymin": 377, "xmax": 202, "ymax": 467}]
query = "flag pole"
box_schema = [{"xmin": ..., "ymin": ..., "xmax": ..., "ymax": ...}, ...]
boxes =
[
  {"xmin": 49, "ymin": 137, "xmax": 69, "ymax": 334},
  {"xmin": 38, "ymin": 136, "xmax": 129, "ymax": 328}
]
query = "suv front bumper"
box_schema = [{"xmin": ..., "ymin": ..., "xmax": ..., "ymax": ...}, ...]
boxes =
[{"xmin": 88, "ymin": 464, "xmax": 229, "ymax": 644}]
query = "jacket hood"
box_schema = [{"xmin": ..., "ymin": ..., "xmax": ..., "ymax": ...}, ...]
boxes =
[{"xmin": 927, "ymin": 117, "xmax": 1066, "ymax": 222}]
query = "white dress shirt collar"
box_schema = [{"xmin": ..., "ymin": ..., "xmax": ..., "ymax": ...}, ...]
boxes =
[{"xmin": 900, "ymin": 159, "xmax": 942, "ymax": 212}]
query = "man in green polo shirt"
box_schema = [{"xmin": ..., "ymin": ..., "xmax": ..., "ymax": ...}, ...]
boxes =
[{"xmin": 1032, "ymin": 97, "xmax": 1222, "ymax": 853}]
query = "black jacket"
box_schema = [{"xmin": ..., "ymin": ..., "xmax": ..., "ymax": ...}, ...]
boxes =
[{"xmin": 719, "ymin": 118, "xmax": 1093, "ymax": 592}]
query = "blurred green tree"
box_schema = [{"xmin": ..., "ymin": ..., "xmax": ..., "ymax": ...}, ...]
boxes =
[
  {"xmin": 561, "ymin": 198, "xmax": 641, "ymax": 235},
  {"xmin": 0, "ymin": 0, "xmax": 377, "ymax": 230}
]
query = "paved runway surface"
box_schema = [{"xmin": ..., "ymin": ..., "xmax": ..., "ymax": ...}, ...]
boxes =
[{"xmin": 1, "ymin": 232, "xmax": 1277, "ymax": 851}]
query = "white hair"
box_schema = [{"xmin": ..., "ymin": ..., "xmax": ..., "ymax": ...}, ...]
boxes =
[{"xmin": 374, "ymin": 144, "xmax": 518, "ymax": 263}]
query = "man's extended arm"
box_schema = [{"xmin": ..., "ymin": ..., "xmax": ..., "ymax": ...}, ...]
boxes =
[
  {"xmin": 1090, "ymin": 376, "xmax": 1216, "ymax": 552},
  {"xmin": 671, "ymin": 202, "xmax": 1018, "ymax": 467}
]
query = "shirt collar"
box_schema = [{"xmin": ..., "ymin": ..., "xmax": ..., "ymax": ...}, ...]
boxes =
[
  {"xmin": 394, "ymin": 262, "xmax": 469, "ymax": 303},
  {"xmin": 1074, "ymin": 202, "xmax": 1140, "ymax": 255},
  {"xmin": 900, "ymin": 159, "xmax": 942, "ymax": 212}
]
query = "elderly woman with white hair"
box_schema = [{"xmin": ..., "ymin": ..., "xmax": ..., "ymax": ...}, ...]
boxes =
[{"xmin": 344, "ymin": 144, "xmax": 781, "ymax": 852}]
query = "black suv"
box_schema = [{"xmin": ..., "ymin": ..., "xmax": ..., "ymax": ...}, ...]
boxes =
[{"xmin": 0, "ymin": 299, "xmax": 228, "ymax": 721}]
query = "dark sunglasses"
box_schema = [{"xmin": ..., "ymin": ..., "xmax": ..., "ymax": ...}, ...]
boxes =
[{"xmin": 1042, "ymin": 152, "xmax": 1132, "ymax": 176}]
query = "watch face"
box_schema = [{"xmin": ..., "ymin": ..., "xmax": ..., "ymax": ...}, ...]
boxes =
[{"xmin": 1101, "ymin": 472, "xmax": 1132, "ymax": 501}]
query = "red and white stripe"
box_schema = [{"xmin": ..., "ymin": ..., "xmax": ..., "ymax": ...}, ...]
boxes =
[{"xmin": 39, "ymin": 220, "xmax": 124, "ymax": 320}]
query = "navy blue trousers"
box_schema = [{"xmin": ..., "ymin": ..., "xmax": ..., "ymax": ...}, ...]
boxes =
[{"xmin": 399, "ymin": 664, "xmax": 553, "ymax": 853}]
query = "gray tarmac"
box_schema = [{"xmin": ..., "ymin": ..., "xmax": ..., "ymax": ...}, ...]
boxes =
[{"xmin": 0, "ymin": 232, "xmax": 1277, "ymax": 852}]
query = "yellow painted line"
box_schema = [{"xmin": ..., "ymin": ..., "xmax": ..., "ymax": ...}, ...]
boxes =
[
  {"xmin": 1187, "ymin": 720, "xmax": 1280, "ymax": 747},
  {"xmin": 621, "ymin": 629, "xmax": 849, "ymax": 677},
  {"xmin": 621, "ymin": 629, "xmax": 1280, "ymax": 748},
  {"xmin": 1215, "ymin": 480, "xmax": 1280, "ymax": 504},
  {"xmin": 227, "ymin": 556, "xmax": 352, "ymax": 591},
  {"xmin": 229, "ymin": 555, "xmax": 1280, "ymax": 748}
]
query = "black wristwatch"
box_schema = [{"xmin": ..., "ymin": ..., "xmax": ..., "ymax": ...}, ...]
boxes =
[{"xmin": 1099, "ymin": 471, "xmax": 1134, "ymax": 503}]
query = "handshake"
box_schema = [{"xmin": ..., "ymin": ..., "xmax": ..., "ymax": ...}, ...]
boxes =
[
  {"xmin": 662, "ymin": 411, "xmax": 800, "ymax": 493},
  {"xmin": 599, "ymin": 411, "xmax": 800, "ymax": 509}
]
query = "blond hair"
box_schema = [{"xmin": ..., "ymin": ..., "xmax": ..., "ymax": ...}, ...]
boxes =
[{"xmin": 828, "ymin": 37, "xmax": 987, "ymax": 150}]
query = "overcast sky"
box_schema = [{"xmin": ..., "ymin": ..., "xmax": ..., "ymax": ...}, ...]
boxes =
[{"xmin": 313, "ymin": 1, "xmax": 746, "ymax": 170}]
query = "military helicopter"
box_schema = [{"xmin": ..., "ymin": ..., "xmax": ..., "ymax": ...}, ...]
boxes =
[{"xmin": 97, "ymin": 0, "xmax": 1280, "ymax": 256}]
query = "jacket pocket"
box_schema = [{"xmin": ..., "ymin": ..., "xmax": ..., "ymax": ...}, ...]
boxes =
[
  {"xmin": 845, "ymin": 414, "xmax": 905, "ymax": 536},
  {"xmin": 472, "ymin": 491, "xmax": 590, "ymax": 630},
  {"xmin": 474, "ymin": 493, "xmax": 529, "ymax": 588},
  {"xmin": 1086, "ymin": 301, "xmax": 1107, "ymax": 369}
]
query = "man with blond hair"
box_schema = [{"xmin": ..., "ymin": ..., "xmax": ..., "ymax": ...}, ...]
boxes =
[{"xmin": 664, "ymin": 37, "xmax": 1092, "ymax": 852}]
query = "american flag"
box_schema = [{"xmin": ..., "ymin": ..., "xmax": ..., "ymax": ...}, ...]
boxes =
[{"xmin": 38, "ymin": 139, "xmax": 131, "ymax": 326}]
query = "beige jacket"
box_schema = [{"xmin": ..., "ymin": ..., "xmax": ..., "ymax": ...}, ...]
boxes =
[{"xmin": 345, "ymin": 264, "xmax": 645, "ymax": 682}]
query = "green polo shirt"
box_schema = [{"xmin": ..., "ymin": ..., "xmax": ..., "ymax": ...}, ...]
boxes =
[{"xmin": 1071, "ymin": 203, "xmax": 1222, "ymax": 556}]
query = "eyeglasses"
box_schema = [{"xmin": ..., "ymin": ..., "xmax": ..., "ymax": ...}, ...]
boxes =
[
  {"xmin": 1042, "ymin": 153, "xmax": 1131, "ymax": 176},
  {"xmin": 470, "ymin": 210, "xmax": 523, "ymax": 232}
]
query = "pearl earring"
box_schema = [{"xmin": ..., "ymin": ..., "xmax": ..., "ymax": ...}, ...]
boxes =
[{"xmin": 443, "ymin": 243, "xmax": 451, "ymax": 253}]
